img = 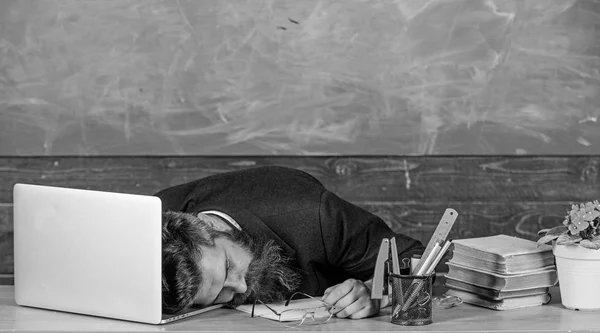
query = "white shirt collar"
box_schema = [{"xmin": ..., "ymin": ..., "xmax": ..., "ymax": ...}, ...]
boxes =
[{"xmin": 200, "ymin": 210, "xmax": 242, "ymax": 231}]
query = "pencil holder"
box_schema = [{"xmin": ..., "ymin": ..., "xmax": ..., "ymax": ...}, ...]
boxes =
[{"xmin": 389, "ymin": 273, "xmax": 434, "ymax": 326}]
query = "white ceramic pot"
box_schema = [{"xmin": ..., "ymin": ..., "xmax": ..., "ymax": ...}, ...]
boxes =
[{"xmin": 553, "ymin": 244, "xmax": 600, "ymax": 311}]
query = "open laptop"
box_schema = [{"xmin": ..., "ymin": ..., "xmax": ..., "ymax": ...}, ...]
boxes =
[{"xmin": 13, "ymin": 183, "xmax": 223, "ymax": 324}]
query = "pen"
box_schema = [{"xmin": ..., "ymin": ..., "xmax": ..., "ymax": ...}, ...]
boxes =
[
  {"xmin": 415, "ymin": 242, "xmax": 441, "ymax": 276},
  {"xmin": 398, "ymin": 242, "xmax": 442, "ymax": 313},
  {"xmin": 425, "ymin": 240, "xmax": 452, "ymax": 275},
  {"xmin": 410, "ymin": 255, "xmax": 421, "ymax": 274}
]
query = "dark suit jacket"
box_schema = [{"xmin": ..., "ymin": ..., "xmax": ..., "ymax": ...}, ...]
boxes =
[{"xmin": 154, "ymin": 166, "xmax": 424, "ymax": 296}]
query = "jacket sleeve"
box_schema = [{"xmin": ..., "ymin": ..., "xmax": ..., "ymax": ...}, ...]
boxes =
[{"xmin": 318, "ymin": 190, "xmax": 425, "ymax": 281}]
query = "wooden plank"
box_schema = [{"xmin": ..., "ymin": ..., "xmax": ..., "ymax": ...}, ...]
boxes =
[
  {"xmin": 0, "ymin": 275, "xmax": 13, "ymax": 286},
  {"xmin": 1, "ymin": 156, "xmax": 600, "ymax": 203},
  {"xmin": 0, "ymin": 199, "xmax": 570, "ymax": 245},
  {"xmin": 2, "ymin": 155, "xmax": 599, "ymax": 285},
  {"xmin": 0, "ymin": 204, "xmax": 11, "ymax": 276},
  {"xmin": 0, "ymin": 200, "xmax": 571, "ymax": 279}
]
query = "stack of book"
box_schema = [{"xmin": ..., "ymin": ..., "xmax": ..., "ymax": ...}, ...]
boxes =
[{"xmin": 443, "ymin": 234, "xmax": 558, "ymax": 310}]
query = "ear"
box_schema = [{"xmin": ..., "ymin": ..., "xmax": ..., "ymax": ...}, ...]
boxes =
[{"xmin": 197, "ymin": 213, "xmax": 232, "ymax": 232}]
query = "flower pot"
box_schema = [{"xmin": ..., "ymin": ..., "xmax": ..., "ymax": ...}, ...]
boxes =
[{"xmin": 553, "ymin": 244, "xmax": 600, "ymax": 311}]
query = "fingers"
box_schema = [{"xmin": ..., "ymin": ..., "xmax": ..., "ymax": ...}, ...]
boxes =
[
  {"xmin": 322, "ymin": 283, "xmax": 341, "ymax": 298},
  {"xmin": 321, "ymin": 279, "xmax": 379, "ymax": 319},
  {"xmin": 348, "ymin": 303, "xmax": 378, "ymax": 319},
  {"xmin": 333, "ymin": 296, "xmax": 368, "ymax": 318},
  {"xmin": 321, "ymin": 279, "xmax": 354, "ymax": 307}
]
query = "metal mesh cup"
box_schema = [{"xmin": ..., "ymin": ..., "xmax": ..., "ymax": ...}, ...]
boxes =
[{"xmin": 389, "ymin": 273, "xmax": 434, "ymax": 326}]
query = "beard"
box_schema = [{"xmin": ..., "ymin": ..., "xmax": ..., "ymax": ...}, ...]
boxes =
[{"xmin": 219, "ymin": 227, "xmax": 301, "ymax": 307}]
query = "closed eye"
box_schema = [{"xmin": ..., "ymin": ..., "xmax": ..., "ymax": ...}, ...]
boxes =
[{"xmin": 225, "ymin": 257, "xmax": 231, "ymax": 278}]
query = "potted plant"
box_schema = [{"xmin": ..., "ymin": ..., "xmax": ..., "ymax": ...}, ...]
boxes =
[{"xmin": 537, "ymin": 200, "xmax": 600, "ymax": 311}]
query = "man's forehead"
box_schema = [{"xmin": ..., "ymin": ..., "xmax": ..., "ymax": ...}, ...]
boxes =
[{"xmin": 217, "ymin": 237, "xmax": 253, "ymax": 261}]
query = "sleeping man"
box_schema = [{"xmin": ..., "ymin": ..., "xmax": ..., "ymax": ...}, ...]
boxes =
[{"xmin": 156, "ymin": 166, "xmax": 424, "ymax": 319}]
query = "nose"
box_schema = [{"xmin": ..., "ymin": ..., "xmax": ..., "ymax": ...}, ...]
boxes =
[{"xmin": 224, "ymin": 274, "xmax": 247, "ymax": 294}]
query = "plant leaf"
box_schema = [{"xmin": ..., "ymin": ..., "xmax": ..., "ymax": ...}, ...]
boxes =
[
  {"xmin": 589, "ymin": 211, "xmax": 600, "ymax": 221},
  {"xmin": 537, "ymin": 228, "xmax": 550, "ymax": 236},
  {"xmin": 556, "ymin": 233, "xmax": 582, "ymax": 245},
  {"xmin": 537, "ymin": 234, "xmax": 559, "ymax": 246},
  {"xmin": 538, "ymin": 225, "xmax": 568, "ymax": 236},
  {"xmin": 580, "ymin": 239, "xmax": 600, "ymax": 250}
]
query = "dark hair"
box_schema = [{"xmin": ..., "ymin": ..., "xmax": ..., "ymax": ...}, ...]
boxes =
[
  {"xmin": 161, "ymin": 211, "xmax": 219, "ymax": 314},
  {"xmin": 161, "ymin": 210, "xmax": 301, "ymax": 313}
]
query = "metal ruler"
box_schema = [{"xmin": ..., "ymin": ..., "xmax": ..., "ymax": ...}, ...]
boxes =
[{"xmin": 411, "ymin": 208, "xmax": 458, "ymax": 274}]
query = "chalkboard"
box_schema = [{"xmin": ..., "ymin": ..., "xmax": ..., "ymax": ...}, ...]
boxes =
[{"xmin": 0, "ymin": 0, "xmax": 598, "ymax": 155}]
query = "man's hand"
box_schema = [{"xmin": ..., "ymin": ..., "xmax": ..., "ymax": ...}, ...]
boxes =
[{"xmin": 321, "ymin": 278, "xmax": 380, "ymax": 319}]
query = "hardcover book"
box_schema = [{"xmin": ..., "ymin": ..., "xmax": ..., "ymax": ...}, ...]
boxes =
[
  {"xmin": 449, "ymin": 250, "xmax": 556, "ymax": 275},
  {"xmin": 444, "ymin": 277, "xmax": 550, "ymax": 300},
  {"xmin": 451, "ymin": 235, "xmax": 553, "ymax": 266},
  {"xmin": 445, "ymin": 261, "xmax": 558, "ymax": 290},
  {"xmin": 444, "ymin": 289, "xmax": 551, "ymax": 310}
]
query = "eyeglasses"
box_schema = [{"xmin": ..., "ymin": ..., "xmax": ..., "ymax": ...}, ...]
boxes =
[{"xmin": 251, "ymin": 292, "xmax": 334, "ymax": 327}]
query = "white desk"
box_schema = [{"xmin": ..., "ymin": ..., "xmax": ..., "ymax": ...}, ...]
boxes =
[{"xmin": 0, "ymin": 286, "xmax": 598, "ymax": 332}]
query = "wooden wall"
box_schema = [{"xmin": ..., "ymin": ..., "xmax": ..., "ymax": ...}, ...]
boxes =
[{"xmin": 2, "ymin": 155, "xmax": 600, "ymax": 285}]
